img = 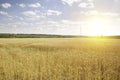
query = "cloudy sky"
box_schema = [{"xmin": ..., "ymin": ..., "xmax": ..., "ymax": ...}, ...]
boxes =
[{"xmin": 0, "ymin": 0, "xmax": 120, "ymax": 35}]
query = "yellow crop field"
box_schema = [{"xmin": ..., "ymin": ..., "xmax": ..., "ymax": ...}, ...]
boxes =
[{"xmin": 0, "ymin": 38, "xmax": 120, "ymax": 80}]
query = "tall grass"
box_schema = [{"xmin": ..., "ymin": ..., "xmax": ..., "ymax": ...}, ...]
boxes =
[{"xmin": 0, "ymin": 38, "xmax": 120, "ymax": 80}]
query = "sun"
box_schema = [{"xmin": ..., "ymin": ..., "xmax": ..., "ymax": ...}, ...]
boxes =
[{"xmin": 84, "ymin": 17, "xmax": 110, "ymax": 36}]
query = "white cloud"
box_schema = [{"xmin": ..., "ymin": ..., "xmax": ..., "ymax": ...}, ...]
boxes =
[
  {"xmin": 18, "ymin": 3, "xmax": 41, "ymax": 8},
  {"xmin": 80, "ymin": 10, "xmax": 119, "ymax": 17},
  {"xmin": 48, "ymin": 21, "xmax": 58, "ymax": 24},
  {"xmin": 78, "ymin": 2, "xmax": 94, "ymax": 8},
  {"xmin": 61, "ymin": 20, "xmax": 70, "ymax": 23},
  {"xmin": 80, "ymin": 10, "xmax": 98, "ymax": 15},
  {"xmin": 61, "ymin": 0, "xmax": 81, "ymax": 6},
  {"xmin": 101, "ymin": 12, "xmax": 119, "ymax": 17},
  {"xmin": 28, "ymin": 3, "xmax": 41, "ymax": 8},
  {"xmin": 22, "ymin": 11, "xmax": 37, "ymax": 17},
  {"xmin": 1, "ymin": 3, "xmax": 11, "ymax": 8},
  {"xmin": 0, "ymin": 11, "xmax": 8, "ymax": 15},
  {"xmin": 21, "ymin": 10, "xmax": 62, "ymax": 21},
  {"xmin": 88, "ymin": 0, "xmax": 94, "ymax": 2},
  {"xmin": 18, "ymin": 4, "xmax": 26, "ymax": 8},
  {"xmin": 61, "ymin": 19, "xmax": 84, "ymax": 25},
  {"xmin": 22, "ymin": 11, "xmax": 45, "ymax": 21},
  {"xmin": 114, "ymin": 0, "xmax": 118, "ymax": 2},
  {"xmin": 47, "ymin": 10, "xmax": 62, "ymax": 16}
]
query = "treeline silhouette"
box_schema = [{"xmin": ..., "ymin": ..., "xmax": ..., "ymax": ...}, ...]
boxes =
[
  {"xmin": 0, "ymin": 34, "xmax": 76, "ymax": 38},
  {"xmin": 0, "ymin": 34, "xmax": 120, "ymax": 38}
]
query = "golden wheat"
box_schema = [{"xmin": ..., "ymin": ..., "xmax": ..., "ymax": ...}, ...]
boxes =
[{"xmin": 0, "ymin": 38, "xmax": 120, "ymax": 80}]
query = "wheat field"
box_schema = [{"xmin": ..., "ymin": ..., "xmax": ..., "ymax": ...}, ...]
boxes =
[{"xmin": 0, "ymin": 38, "xmax": 120, "ymax": 80}]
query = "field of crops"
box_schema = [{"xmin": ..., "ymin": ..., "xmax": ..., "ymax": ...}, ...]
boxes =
[{"xmin": 0, "ymin": 38, "xmax": 120, "ymax": 80}]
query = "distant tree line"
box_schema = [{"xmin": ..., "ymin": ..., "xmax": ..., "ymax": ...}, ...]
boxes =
[
  {"xmin": 0, "ymin": 34, "xmax": 120, "ymax": 38},
  {"xmin": 0, "ymin": 34, "xmax": 77, "ymax": 38}
]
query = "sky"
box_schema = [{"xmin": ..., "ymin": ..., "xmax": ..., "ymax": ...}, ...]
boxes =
[{"xmin": 0, "ymin": 0, "xmax": 120, "ymax": 35}]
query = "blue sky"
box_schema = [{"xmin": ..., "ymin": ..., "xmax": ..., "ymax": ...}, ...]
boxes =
[{"xmin": 0, "ymin": 0, "xmax": 120, "ymax": 35}]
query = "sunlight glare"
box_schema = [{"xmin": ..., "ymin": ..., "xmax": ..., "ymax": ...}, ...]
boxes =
[{"xmin": 85, "ymin": 17, "xmax": 110, "ymax": 36}]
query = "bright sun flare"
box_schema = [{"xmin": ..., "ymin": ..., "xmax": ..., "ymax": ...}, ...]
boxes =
[{"xmin": 85, "ymin": 17, "xmax": 110, "ymax": 36}]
